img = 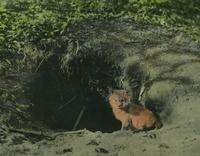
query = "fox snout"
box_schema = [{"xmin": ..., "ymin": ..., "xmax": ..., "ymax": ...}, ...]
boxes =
[
  {"xmin": 118, "ymin": 102, "xmax": 125, "ymax": 109},
  {"xmin": 116, "ymin": 99, "xmax": 129, "ymax": 109}
]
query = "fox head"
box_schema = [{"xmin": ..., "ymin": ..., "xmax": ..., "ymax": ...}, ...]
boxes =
[{"xmin": 109, "ymin": 89, "xmax": 131, "ymax": 109}]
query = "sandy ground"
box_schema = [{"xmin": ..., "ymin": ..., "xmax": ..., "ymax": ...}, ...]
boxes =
[
  {"xmin": 0, "ymin": 20, "xmax": 200, "ymax": 156},
  {"xmin": 1, "ymin": 87, "xmax": 200, "ymax": 156}
]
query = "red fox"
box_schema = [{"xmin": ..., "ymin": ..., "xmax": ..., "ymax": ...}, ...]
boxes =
[{"xmin": 109, "ymin": 89, "xmax": 162, "ymax": 131}]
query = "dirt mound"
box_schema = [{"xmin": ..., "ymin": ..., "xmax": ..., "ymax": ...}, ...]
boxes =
[{"xmin": 1, "ymin": 19, "xmax": 200, "ymax": 156}]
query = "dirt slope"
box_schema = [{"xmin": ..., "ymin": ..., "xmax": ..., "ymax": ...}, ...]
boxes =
[{"xmin": 0, "ymin": 19, "xmax": 200, "ymax": 156}]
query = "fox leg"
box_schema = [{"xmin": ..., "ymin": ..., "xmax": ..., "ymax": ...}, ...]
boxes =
[
  {"xmin": 121, "ymin": 119, "xmax": 131, "ymax": 131},
  {"xmin": 121, "ymin": 124, "xmax": 125, "ymax": 131},
  {"xmin": 121, "ymin": 121, "xmax": 128, "ymax": 131},
  {"xmin": 121, "ymin": 124, "xmax": 130, "ymax": 131}
]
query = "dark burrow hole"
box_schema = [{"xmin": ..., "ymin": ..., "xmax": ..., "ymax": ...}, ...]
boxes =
[
  {"xmin": 28, "ymin": 51, "xmax": 124, "ymax": 133},
  {"xmin": 28, "ymin": 48, "xmax": 164, "ymax": 132}
]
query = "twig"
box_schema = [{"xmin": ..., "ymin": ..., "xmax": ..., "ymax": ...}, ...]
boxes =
[
  {"xmin": 75, "ymin": 40, "xmax": 79, "ymax": 55},
  {"xmin": 53, "ymin": 129, "xmax": 87, "ymax": 137},
  {"xmin": 72, "ymin": 105, "xmax": 86, "ymax": 131},
  {"xmin": 8, "ymin": 128, "xmax": 52, "ymax": 139},
  {"xmin": 8, "ymin": 127, "xmax": 88, "ymax": 140},
  {"xmin": 138, "ymin": 83, "xmax": 146, "ymax": 104},
  {"xmin": 34, "ymin": 54, "xmax": 49, "ymax": 73},
  {"xmin": 56, "ymin": 96, "xmax": 77, "ymax": 111}
]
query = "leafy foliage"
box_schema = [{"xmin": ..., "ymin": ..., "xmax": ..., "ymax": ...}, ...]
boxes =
[{"xmin": 1, "ymin": 0, "xmax": 200, "ymax": 52}]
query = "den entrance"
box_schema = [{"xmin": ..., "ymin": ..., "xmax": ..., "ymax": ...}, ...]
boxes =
[
  {"xmin": 29, "ymin": 51, "xmax": 125, "ymax": 132},
  {"xmin": 28, "ymin": 42, "xmax": 146, "ymax": 132}
]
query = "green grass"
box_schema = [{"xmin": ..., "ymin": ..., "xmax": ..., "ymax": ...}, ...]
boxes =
[
  {"xmin": 0, "ymin": 0, "xmax": 200, "ymax": 76},
  {"xmin": 1, "ymin": 0, "xmax": 200, "ymax": 48}
]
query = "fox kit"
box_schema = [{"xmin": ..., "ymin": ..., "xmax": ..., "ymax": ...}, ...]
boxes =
[
  {"xmin": 109, "ymin": 89, "xmax": 162, "ymax": 131},
  {"xmin": 108, "ymin": 89, "xmax": 131, "ymax": 130}
]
